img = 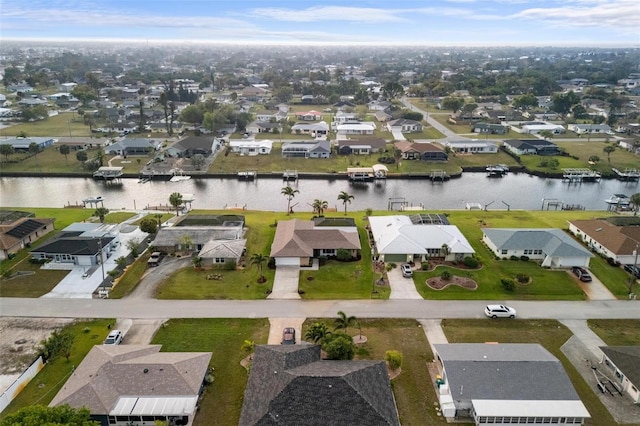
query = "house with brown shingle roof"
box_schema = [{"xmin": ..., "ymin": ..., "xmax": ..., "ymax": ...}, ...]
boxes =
[
  {"xmin": 393, "ymin": 141, "xmax": 448, "ymax": 161},
  {"xmin": 568, "ymin": 219, "xmax": 640, "ymax": 265},
  {"xmin": 270, "ymin": 219, "xmax": 361, "ymax": 267},
  {"xmin": 0, "ymin": 212, "xmax": 55, "ymax": 260},
  {"xmin": 50, "ymin": 345, "xmax": 211, "ymax": 426}
]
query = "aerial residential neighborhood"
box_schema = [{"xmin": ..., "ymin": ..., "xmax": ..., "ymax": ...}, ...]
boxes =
[{"xmin": 1, "ymin": 2, "xmax": 640, "ymax": 424}]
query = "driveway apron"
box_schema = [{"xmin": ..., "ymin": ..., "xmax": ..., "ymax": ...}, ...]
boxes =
[
  {"xmin": 268, "ymin": 266, "xmax": 301, "ymax": 299},
  {"xmin": 387, "ymin": 266, "xmax": 423, "ymax": 299}
]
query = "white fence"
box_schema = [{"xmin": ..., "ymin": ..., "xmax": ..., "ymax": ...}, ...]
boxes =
[{"xmin": 0, "ymin": 356, "xmax": 44, "ymax": 413}]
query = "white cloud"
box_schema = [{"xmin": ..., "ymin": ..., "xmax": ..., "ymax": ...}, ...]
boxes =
[
  {"xmin": 249, "ymin": 6, "xmax": 408, "ymax": 23},
  {"xmin": 513, "ymin": 0, "xmax": 640, "ymax": 28}
]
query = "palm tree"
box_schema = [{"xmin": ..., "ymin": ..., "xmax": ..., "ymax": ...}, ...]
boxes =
[
  {"xmin": 94, "ymin": 207, "xmax": 110, "ymax": 223},
  {"xmin": 28, "ymin": 142, "xmax": 40, "ymax": 169},
  {"xmin": 337, "ymin": 191, "xmax": 354, "ymax": 215},
  {"xmin": 250, "ymin": 253, "xmax": 268, "ymax": 283},
  {"xmin": 312, "ymin": 199, "xmax": 329, "ymax": 217},
  {"xmin": 305, "ymin": 322, "xmax": 330, "ymax": 343},
  {"xmin": 169, "ymin": 192, "xmax": 183, "ymax": 216},
  {"xmin": 0, "ymin": 144, "xmax": 14, "ymax": 163},
  {"xmin": 630, "ymin": 193, "xmax": 640, "ymax": 214},
  {"xmin": 94, "ymin": 148, "xmax": 105, "ymax": 167},
  {"xmin": 334, "ymin": 311, "xmax": 357, "ymax": 334},
  {"xmin": 241, "ymin": 340, "xmax": 256, "ymax": 360},
  {"xmin": 440, "ymin": 243, "xmax": 450, "ymax": 259},
  {"xmin": 603, "ymin": 145, "xmax": 616, "ymax": 164},
  {"xmin": 59, "ymin": 144, "xmax": 70, "ymax": 165},
  {"xmin": 281, "ymin": 186, "xmax": 299, "ymax": 215},
  {"xmin": 192, "ymin": 256, "xmax": 203, "ymax": 270}
]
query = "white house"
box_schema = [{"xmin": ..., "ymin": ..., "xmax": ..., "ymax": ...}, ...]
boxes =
[
  {"xmin": 335, "ymin": 122, "xmax": 376, "ymax": 135},
  {"xmin": 281, "ymin": 140, "xmax": 331, "ymax": 158},
  {"xmin": 518, "ymin": 122, "xmax": 565, "ymax": 135},
  {"xmin": 368, "ymin": 215, "xmax": 474, "ymax": 263},
  {"xmin": 387, "ymin": 119, "xmax": 424, "ymax": 133},
  {"xmin": 600, "ymin": 346, "xmax": 640, "ymax": 403},
  {"xmin": 482, "ymin": 228, "xmax": 593, "ymax": 268},
  {"xmin": 229, "ymin": 139, "xmax": 274, "ymax": 156},
  {"xmin": 291, "ymin": 121, "xmax": 329, "ymax": 136},
  {"xmin": 567, "ymin": 123, "xmax": 613, "ymax": 135},
  {"xmin": 445, "ymin": 140, "xmax": 498, "ymax": 154}
]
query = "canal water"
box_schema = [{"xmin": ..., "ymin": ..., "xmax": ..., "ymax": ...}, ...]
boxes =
[{"xmin": 1, "ymin": 174, "xmax": 637, "ymax": 212}]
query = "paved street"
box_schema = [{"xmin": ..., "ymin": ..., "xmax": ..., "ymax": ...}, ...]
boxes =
[{"xmin": 2, "ymin": 298, "xmax": 639, "ymax": 320}]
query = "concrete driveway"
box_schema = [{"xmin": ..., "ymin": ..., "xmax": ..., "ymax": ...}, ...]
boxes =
[
  {"xmin": 569, "ymin": 270, "xmax": 616, "ymax": 300},
  {"xmin": 268, "ymin": 318, "xmax": 306, "ymax": 345},
  {"xmin": 112, "ymin": 318, "xmax": 165, "ymax": 344},
  {"xmin": 387, "ymin": 266, "xmax": 423, "ymax": 299},
  {"xmin": 268, "ymin": 266, "xmax": 301, "ymax": 299}
]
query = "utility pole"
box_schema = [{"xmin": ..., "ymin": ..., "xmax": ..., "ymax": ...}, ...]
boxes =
[{"xmin": 630, "ymin": 243, "xmax": 639, "ymax": 296}]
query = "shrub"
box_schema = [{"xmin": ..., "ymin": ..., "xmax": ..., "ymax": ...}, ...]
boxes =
[
  {"xmin": 385, "ymin": 350, "xmax": 403, "ymax": 371},
  {"xmin": 516, "ymin": 273, "xmax": 529, "ymax": 283},
  {"xmin": 223, "ymin": 260, "xmax": 236, "ymax": 271},
  {"xmin": 501, "ymin": 278, "xmax": 515, "ymax": 292},
  {"xmin": 389, "ymin": 262, "xmax": 397, "ymax": 269},
  {"xmin": 441, "ymin": 270, "xmax": 452, "ymax": 281},
  {"xmin": 520, "ymin": 256, "xmax": 529, "ymax": 261},
  {"xmin": 336, "ymin": 249, "xmax": 352, "ymax": 261},
  {"xmin": 510, "ymin": 255, "xmax": 519, "ymax": 261},
  {"xmin": 318, "ymin": 256, "xmax": 328, "ymax": 266},
  {"xmin": 267, "ymin": 257, "xmax": 276, "ymax": 269},
  {"xmin": 323, "ymin": 333, "xmax": 356, "ymax": 360},
  {"xmin": 463, "ymin": 257, "xmax": 479, "ymax": 268},
  {"xmin": 421, "ymin": 263, "xmax": 430, "ymax": 271}
]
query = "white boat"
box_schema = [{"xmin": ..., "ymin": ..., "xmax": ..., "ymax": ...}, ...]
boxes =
[{"xmin": 605, "ymin": 194, "xmax": 630, "ymax": 205}]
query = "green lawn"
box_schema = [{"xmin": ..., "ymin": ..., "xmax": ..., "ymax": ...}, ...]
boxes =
[
  {"xmin": 443, "ymin": 319, "xmax": 618, "ymax": 426},
  {"xmin": 0, "ymin": 260, "xmax": 69, "ymax": 297},
  {"xmin": 414, "ymin": 261, "xmax": 585, "ymax": 300},
  {"xmin": 0, "ymin": 112, "xmax": 92, "ymax": 138},
  {"xmin": 156, "ymin": 264, "xmax": 274, "ymax": 299},
  {"xmin": 0, "ymin": 319, "xmax": 113, "ymax": 419},
  {"xmin": 449, "ymin": 151, "xmax": 520, "ymax": 168},
  {"xmin": 108, "ymin": 251, "xmax": 152, "ymax": 299},
  {"xmin": 588, "ymin": 319, "xmax": 640, "ymax": 346},
  {"xmin": 588, "ymin": 256, "xmax": 639, "ymax": 298},
  {"xmin": 151, "ymin": 318, "xmax": 269, "ymax": 426}
]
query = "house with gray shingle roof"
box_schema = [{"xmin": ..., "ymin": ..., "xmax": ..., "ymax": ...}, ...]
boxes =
[
  {"xmin": 281, "ymin": 140, "xmax": 331, "ymax": 158},
  {"xmin": 239, "ymin": 344, "xmax": 399, "ymax": 426},
  {"xmin": 105, "ymin": 138, "xmax": 160, "ymax": 156},
  {"xmin": 600, "ymin": 346, "xmax": 640, "ymax": 403},
  {"xmin": 50, "ymin": 345, "xmax": 211, "ymax": 426},
  {"xmin": 434, "ymin": 343, "xmax": 590, "ymax": 424},
  {"xmin": 482, "ymin": 228, "xmax": 593, "ymax": 268},
  {"xmin": 153, "ymin": 226, "xmax": 244, "ymax": 254}
]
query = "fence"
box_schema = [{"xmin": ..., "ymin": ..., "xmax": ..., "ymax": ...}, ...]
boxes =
[{"xmin": 0, "ymin": 356, "xmax": 44, "ymax": 413}]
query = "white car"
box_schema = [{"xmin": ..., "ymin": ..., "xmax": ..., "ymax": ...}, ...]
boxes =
[
  {"xmin": 485, "ymin": 304, "xmax": 516, "ymax": 319},
  {"xmin": 401, "ymin": 263, "xmax": 413, "ymax": 278},
  {"xmin": 104, "ymin": 330, "xmax": 123, "ymax": 345}
]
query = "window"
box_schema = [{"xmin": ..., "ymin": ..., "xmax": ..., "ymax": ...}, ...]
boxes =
[
  {"xmin": 501, "ymin": 249, "xmax": 508, "ymax": 255},
  {"xmin": 214, "ymin": 257, "xmax": 225, "ymax": 263}
]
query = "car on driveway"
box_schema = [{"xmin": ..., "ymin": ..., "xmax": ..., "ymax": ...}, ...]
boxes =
[
  {"xmin": 401, "ymin": 263, "xmax": 413, "ymax": 278},
  {"xmin": 281, "ymin": 327, "xmax": 296, "ymax": 345},
  {"xmin": 571, "ymin": 266, "xmax": 592, "ymax": 282},
  {"xmin": 485, "ymin": 304, "xmax": 516, "ymax": 319},
  {"xmin": 104, "ymin": 330, "xmax": 123, "ymax": 345},
  {"xmin": 624, "ymin": 264, "xmax": 640, "ymax": 278}
]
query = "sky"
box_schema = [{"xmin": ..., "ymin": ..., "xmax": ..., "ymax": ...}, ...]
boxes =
[{"xmin": 1, "ymin": 0, "xmax": 639, "ymax": 47}]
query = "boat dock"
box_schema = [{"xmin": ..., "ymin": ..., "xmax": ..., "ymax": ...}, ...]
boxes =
[
  {"xmin": 562, "ymin": 168, "xmax": 601, "ymax": 183},
  {"xmin": 347, "ymin": 164, "xmax": 389, "ymax": 183},
  {"xmin": 612, "ymin": 168, "xmax": 640, "ymax": 181},
  {"xmin": 238, "ymin": 171, "xmax": 257, "ymax": 180},
  {"xmin": 93, "ymin": 166, "xmax": 123, "ymax": 183},
  {"xmin": 82, "ymin": 196, "xmax": 105, "ymax": 208},
  {"xmin": 429, "ymin": 170, "xmax": 448, "ymax": 182},
  {"xmin": 283, "ymin": 170, "xmax": 298, "ymax": 181},
  {"xmin": 486, "ymin": 164, "xmax": 509, "ymax": 177}
]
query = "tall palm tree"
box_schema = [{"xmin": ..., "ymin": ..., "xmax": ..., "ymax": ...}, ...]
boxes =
[
  {"xmin": 28, "ymin": 142, "xmax": 40, "ymax": 169},
  {"xmin": 250, "ymin": 253, "xmax": 268, "ymax": 283},
  {"xmin": 334, "ymin": 311, "xmax": 357, "ymax": 334},
  {"xmin": 312, "ymin": 199, "xmax": 328, "ymax": 216},
  {"xmin": 441, "ymin": 243, "xmax": 450, "ymax": 259},
  {"xmin": 169, "ymin": 192, "xmax": 183, "ymax": 216},
  {"xmin": 281, "ymin": 186, "xmax": 299, "ymax": 215},
  {"xmin": 337, "ymin": 191, "xmax": 354, "ymax": 215},
  {"xmin": 603, "ymin": 145, "xmax": 615, "ymax": 164},
  {"xmin": 94, "ymin": 207, "xmax": 110, "ymax": 223}
]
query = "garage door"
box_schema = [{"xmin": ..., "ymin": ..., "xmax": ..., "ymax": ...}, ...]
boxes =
[{"xmin": 275, "ymin": 257, "xmax": 300, "ymax": 267}]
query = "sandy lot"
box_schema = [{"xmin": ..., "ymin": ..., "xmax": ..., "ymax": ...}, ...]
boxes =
[{"xmin": 0, "ymin": 317, "xmax": 73, "ymax": 393}]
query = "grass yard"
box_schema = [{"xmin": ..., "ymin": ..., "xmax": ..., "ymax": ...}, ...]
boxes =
[
  {"xmin": 449, "ymin": 151, "xmax": 519, "ymax": 169},
  {"xmin": 156, "ymin": 264, "xmax": 274, "ymax": 299},
  {"xmin": 108, "ymin": 251, "xmax": 151, "ymax": 298},
  {"xmin": 0, "ymin": 319, "xmax": 113, "ymax": 418},
  {"xmin": 0, "ymin": 112, "xmax": 92, "ymax": 138},
  {"xmin": 0, "ymin": 260, "xmax": 69, "ymax": 297},
  {"xmin": 151, "ymin": 318, "xmax": 269, "ymax": 426},
  {"xmin": 588, "ymin": 319, "xmax": 640, "ymax": 346},
  {"xmin": 0, "ymin": 145, "xmax": 110, "ymax": 174},
  {"xmin": 102, "ymin": 211, "xmax": 137, "ymax": 223},
  {"xmin": 588, "ymin": 255, "xmax": 639, "ymax": 298},
  {"xmin": 299, "ymin": 226, "xmax": 388, "ymax": 299},
  {"xmin": 414, "ymin": 261, "xmax": 585, "ymax": 300},
  {"xmin": 302, "ymin": 318, "xmax": 451, "ymax": 425},
  {"xmin": 442, "ymin": 319, "xmax": 618, "ymax": 426}
]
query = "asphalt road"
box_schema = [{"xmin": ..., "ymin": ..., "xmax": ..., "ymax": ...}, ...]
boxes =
[{"xmin": 1, "ymin": 298, "xmax": 639, "ymax": 320}]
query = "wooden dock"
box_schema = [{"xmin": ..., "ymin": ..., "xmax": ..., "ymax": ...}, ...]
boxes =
[
  {"xmin": 562, "ymin": 168, "xmax": 601, "ymax": 183},
  {"xmin": 612, "ymin": 168, "xmax": 640, "ymax": 181},
  {"xmin": 238, "ymin": 171, "xmax": 257, "ymax": 180},
  {"xmin": 283, "ymin": 170, "xmax": 298, "ymax": 181}
]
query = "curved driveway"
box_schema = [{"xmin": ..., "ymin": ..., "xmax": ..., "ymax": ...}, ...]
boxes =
[{"xmin": 1, "ymin": 298, "xmax": 639, "ymax": 321}]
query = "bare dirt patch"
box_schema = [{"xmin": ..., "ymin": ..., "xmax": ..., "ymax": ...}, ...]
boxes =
[
  {"xmin": 426, "ymin": 276, "xmax": 478, "ymax": 290},
  {"xmin": 0, "ymin": 318, "xmax": 73, "ymax": 377}
]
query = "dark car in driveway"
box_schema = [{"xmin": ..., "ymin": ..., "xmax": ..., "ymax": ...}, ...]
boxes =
[
  {"xmin": 571, "ymin": 266, "xmax": 592, "ymax": 282},
  {"xmin": 624, "ymin": 264, "xmax": 640, "ymax": 278}
]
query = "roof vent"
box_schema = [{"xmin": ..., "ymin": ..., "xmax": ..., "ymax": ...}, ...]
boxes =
[{"xmin": 143, "ymin": 368, "xmax": 149, "ymax": 374}]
